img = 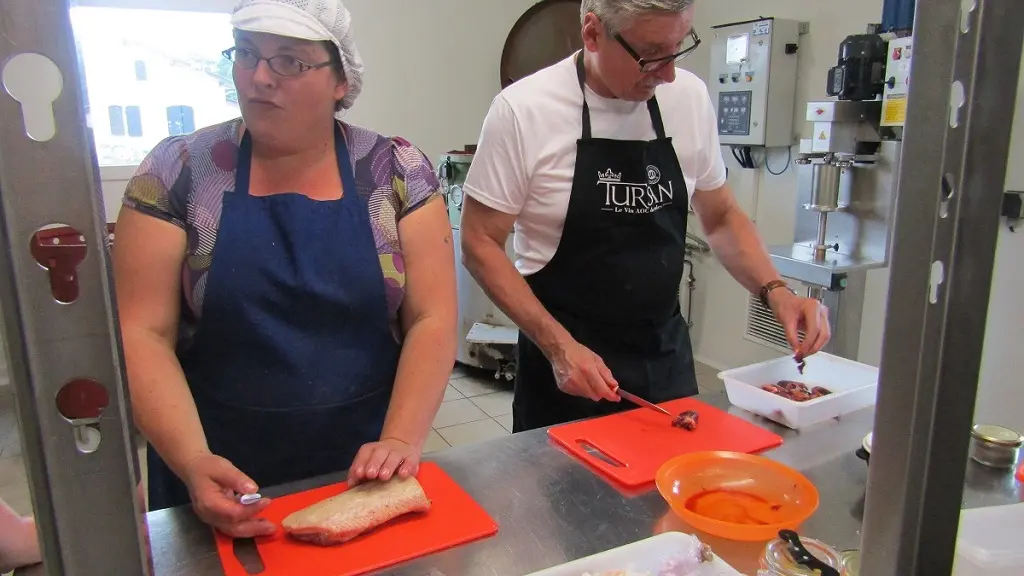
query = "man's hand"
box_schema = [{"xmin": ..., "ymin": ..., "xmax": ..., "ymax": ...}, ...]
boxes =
[
  {"xmin": 769, "ymin": 289, "xmax": 832, "ymax": 358},
  {"xmin": 546, "ymin": 339, "xmax": 621, "ymax": 402},
  {"xmin": 348, "ymin": 438, "xmax": 421, "ymax": 486}
]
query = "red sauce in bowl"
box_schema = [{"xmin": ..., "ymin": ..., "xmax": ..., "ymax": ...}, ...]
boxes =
[{"xmin": 684, "ymin": 489, "xmax": 784, "ymax": 526}]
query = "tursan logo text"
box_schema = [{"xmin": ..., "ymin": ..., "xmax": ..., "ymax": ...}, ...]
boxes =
[{"xmin": 598, "ymin": 166, "xmax": 674, "ymax": 214}]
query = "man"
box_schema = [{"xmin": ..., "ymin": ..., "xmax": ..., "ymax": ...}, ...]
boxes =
[{"xmin": 461, "ymin": 0, "xmax": 830, "ymax": 432}]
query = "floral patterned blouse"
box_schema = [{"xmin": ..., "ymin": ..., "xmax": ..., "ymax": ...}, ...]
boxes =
[{"xmin": 122, "ymin": 118, "xmax": 441, "ymax": 345}]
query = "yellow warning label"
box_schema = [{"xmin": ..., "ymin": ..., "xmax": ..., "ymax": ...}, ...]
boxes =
[
  {"xmin": 882, "ymin": 95, "xmax": 908, "ymax": 127},
  {"xmin": 818, "ymin": 131, "xmax": 828, "ymax": 140}
]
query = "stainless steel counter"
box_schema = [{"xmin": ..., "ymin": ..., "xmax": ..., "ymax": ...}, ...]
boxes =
[{"xmin": 20, "ymin": 393, "xmax": 1024, "ymax": 575}]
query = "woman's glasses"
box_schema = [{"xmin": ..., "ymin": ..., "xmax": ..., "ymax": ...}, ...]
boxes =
[{"xmin": 222, "ymin": 47, "xmax": 333, "ymax": 77}]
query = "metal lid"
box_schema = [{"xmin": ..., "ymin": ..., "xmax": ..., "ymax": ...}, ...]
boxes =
[
  {"xmin": 499, "ymin": 0, "xmax": 583, "ymax": 89},
  {"xmin": 971, "ymin": 424, "xmax": 1024, "ymax": 447}
]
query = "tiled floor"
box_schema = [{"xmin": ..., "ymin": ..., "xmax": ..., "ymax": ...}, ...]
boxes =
[{"xmin": 0, "ymin": 362, "xmax": 722, "ymax": 518}]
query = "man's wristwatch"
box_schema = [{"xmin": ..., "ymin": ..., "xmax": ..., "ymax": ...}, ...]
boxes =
[{"xmin": 759, "ymin": 280, "xmax": 795, "ymax": 309}]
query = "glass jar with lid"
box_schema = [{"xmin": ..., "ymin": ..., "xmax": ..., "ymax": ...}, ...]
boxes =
[
  {"xmin": 970, "ymin": 424, "xmax": 1023, "ymax": 468},
  {"xmin": 758, "ymin": 536, "xmax": 844, "ymax": 575}
]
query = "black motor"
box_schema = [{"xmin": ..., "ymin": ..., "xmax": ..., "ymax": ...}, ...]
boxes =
[{"xmin": 826, "ymin": 34, "xmax": 888, "ymax": 101}]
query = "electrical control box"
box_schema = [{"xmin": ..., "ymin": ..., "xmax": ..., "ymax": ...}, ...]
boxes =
[
  {"xmin": 880, "ymin": 36, "xmax": 913, "ymax": 127},
  {"xmin": 709, "ymin": 18, "xmax": 802, "ymax": 147}
]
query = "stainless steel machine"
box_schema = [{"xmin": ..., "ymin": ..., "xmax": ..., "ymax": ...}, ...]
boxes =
[{"xmin": 769, "ymin": 31, "xmax": 913, "ymax": 360}]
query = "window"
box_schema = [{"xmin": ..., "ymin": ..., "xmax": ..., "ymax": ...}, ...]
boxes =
[
  {"xmin": 70, "ymin": 3, "xmax": 238, "ymax": 166},
  {"xmin": 134, "ymin": 60, "xmax": 148, "ymax": 81},
  {"xmin": 125, "ymin": 106, "xmax": 143, "ymax": 137},
  {"xmin": 108, "ymin": 105, "xmax": 125, "ymax": 136},
  {"xmin": 166, "ymin": 105, "xmax": 196, "ymax": 136}
]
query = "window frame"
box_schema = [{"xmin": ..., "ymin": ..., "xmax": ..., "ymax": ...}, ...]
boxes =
[
  {"xmin": 77, "ymin": 0, "xmax": 236, "ymax": 179},
  {"xmin": 73, "ymin": 0, "xmax": 235, "ymax": 13},
  {"xmin": 100, "ymin": 165, "xmax": 138, "ymax": 182}
]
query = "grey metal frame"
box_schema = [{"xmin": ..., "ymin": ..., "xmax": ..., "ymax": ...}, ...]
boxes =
[
  {"xmin": 0, "ymin": 0, "xmax": 1021, "ymax": 575},
  {"xmin": 860, "ymin": 0, "xmax": 1024, "ymax": 574},
  {"xmin": 0, "ymin": 1, "xmax": 151, "ymax": 574}
]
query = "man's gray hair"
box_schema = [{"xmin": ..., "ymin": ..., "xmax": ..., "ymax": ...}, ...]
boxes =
[{"xmin": 580, "ymin": 0, "xmax": 695, "ymax": 33}]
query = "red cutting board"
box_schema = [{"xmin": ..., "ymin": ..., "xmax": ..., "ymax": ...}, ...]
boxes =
[
  {"xmin": 214, "ymin": 462, "xmax": 498, "ymax": 576},
  {"xmin": 549, "ymin": 398, "xmax": 783, "ymax": 488}
]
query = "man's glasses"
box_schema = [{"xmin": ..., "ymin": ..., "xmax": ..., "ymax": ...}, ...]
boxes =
[
  {"xmin": 614, "ymin": 29, "xmax": 701, "ymax": 73},
  {"xmin": 222, "ymin": 47, "xmax": 333, "ymax": 77}
]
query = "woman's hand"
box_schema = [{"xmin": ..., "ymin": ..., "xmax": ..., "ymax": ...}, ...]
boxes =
[
  {"xmin": 347, "ymin": 438, "xmax": 422, "ymax": 486},
  {"xmin": 182, "ymin": 452, "xmax": 275, "ymax": 538}
]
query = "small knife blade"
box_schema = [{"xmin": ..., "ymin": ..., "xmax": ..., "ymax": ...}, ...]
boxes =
[{"xmin": 616, "ymin": 388, "xmax": 673, "ymax": 418}]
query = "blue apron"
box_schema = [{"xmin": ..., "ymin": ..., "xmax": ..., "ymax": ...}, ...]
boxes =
[{"xmin": 146, "ymin": 124, "xmax": 400, "ymax": 511}]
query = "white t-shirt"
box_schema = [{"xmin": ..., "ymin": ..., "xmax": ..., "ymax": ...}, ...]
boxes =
[{"xmin": 463, "ymin": 54, "xmax": 728, "ymax": 275}]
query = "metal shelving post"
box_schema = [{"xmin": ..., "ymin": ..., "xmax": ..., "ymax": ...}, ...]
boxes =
[
  {"xmin": 860, "ymin": 0, "xmax": 1024, "ymax": 574},
  {"xmin": 0, "ymin": 0, "xmax": 151, "ymax": 574}
]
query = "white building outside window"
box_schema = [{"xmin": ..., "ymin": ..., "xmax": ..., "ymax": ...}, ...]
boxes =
[{"xmin": 70, "ymin": 1, "xmax": 239, "ymax": 171}]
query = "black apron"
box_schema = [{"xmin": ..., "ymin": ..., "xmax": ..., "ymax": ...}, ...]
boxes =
[{"xmin": 513, "ymin": 52, "xmax": 699, "ymax": 433}]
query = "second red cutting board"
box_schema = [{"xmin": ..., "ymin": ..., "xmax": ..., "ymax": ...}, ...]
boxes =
[
  {"xmin": 214, "ymin": 462, "xmax": 497, "ymax": 576},
  {"xmin": 548, "ymin": 398, "xmax": 783, "ymax": 487}
]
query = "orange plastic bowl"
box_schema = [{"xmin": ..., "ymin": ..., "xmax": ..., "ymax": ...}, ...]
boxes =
[{"xmin": 655, "ymin": 451, "xmax": 819, "ymax": 542}]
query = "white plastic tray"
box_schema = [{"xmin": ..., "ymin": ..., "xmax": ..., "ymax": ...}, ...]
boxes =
[
  {"xmin": 954, "ymin": 502, "xmax": 1024, "ymax": 575},
  {"xmin": 525, "ymin": 532, "xmax": 743, "ymax": 576},
  {"xmin": 718, "ymin": 352, "xmax": 878, "ymax": 429}
]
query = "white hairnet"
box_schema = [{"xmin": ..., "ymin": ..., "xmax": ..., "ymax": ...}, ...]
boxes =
[{"xmin": 230, "ymin": 0, "xmax": 365, "ymax": 112}]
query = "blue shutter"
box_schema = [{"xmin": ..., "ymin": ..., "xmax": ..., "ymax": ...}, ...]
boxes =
[
  {"xmin": 166, "ymin": 105, "xmax": 196, "ymax": 136},
  {"xmin": 125, "ymin": 106, "xmax": 143, "ymax": 137},
  {"xmin": 134, "ymin": 60, "xmax": 147, "ymax": 81},
  {"xmin": 107, "ymin": 106, "xmax": 125, "ymax": 136}
]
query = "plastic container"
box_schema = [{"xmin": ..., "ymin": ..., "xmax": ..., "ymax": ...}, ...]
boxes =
[
  {"xmin": 718, "ymin": 353, "xmax": 879, "ymax": 429},
  {"xmin": 953, "ymin": 502, "xmax": 1024, "ymax": 575},
  {"xmin": 758, "ymin": 536, "xmax": 843, "ymax": 575},
  {"xmin": 656, "ymin": 451, "xmax": 819, "ymax": 542},
  {"xmin": 524, "ymin": 532, "xmax": 742, "ymax": 576}
]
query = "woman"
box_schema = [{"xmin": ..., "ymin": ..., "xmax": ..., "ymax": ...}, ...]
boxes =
[{"xmin": 113, "ymin": 0, "xmax": 457, "ymax": 538}]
